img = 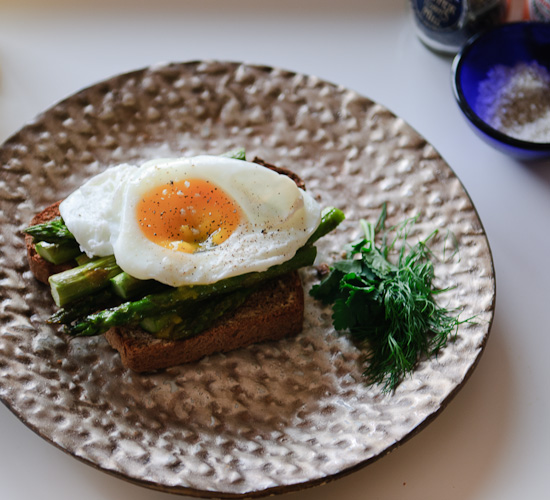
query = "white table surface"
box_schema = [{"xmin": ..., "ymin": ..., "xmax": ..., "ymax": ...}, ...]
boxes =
[{"xmin": 1, "ymin": 1, "xmax": 548, "ymax": 499}]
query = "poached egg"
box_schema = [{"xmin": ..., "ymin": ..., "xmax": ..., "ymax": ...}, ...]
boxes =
[{"xmin": 59, "ymin": 155, "xmax": 321, "ymax": 286}]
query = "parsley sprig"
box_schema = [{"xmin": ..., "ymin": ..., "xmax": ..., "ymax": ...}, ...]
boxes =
[{"xmin": 310, "ymin": 205, "xmax": 465, "ymax": 393}]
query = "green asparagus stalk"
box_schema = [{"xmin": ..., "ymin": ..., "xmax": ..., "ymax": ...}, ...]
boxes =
[
  {"xmin": 220, "ymin": 147, "xmax": 246, "ymax": 160},
  {"xmin": 139, "ymin": 311, "xmax": 182, "ymax": 335},
  {"xmin": 49, "ymin": 255, "xmax": 122, "ymax": 307},
  {"xmin": 306, "ymin": 206, "xmax": 346, "ymax": 245},
  {"xmin": 140, "ymin": 285, "xmax": 254, "ymax": 339},
  {"xmin": 110, "ymin": 272, "xmax": 164, "ymax": 300},
  {"xmin": 68, "ymin": 244, "xmax": 317, "ymax": 337},
  {"xmin": 48, "ymin": 288, "xmax": 119, "ymax": 325},
  {"xmin": 35, "ymin": 240, "xmax": 82, "ymax": 265},
  {"xmin": 75, "ymin": 254, "xmax": 94, "ymax": 266},
  {"xmin": 24, "ymin": 217, "xmax": 75, "ymax": 244},
  {"xmin": 168, "ymin": 286, "xmax": 254, "ymax": 340}
]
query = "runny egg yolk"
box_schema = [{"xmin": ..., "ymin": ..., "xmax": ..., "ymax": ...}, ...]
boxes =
[{"xmin": 137, "ymin": 179, "xmax": 242, "ymax": 253}]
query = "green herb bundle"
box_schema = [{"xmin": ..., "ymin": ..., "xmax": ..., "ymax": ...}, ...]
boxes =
[{"xmin": 310, "ymin": 205, "xmax": 465, "ymax": 393}]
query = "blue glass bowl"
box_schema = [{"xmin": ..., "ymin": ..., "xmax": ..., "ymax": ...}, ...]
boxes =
[{"xmin": 452, "ymin": 22, "xmax": 550, "ymax": 160}]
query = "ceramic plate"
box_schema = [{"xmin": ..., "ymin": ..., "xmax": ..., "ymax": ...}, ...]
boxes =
[{"xmin": 0, "ymin": 61, "xmax": 495, "ymax": 498}]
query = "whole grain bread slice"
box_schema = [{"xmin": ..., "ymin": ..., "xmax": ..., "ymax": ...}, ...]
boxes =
[{"xmin": 105, "ymin": 271, "xmax": 304, "ymax": 372}]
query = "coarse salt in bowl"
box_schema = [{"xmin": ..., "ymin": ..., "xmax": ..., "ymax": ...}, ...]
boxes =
[{"xmin": 452, "ymin": 21, "xmax": 550, "ymax": 159}]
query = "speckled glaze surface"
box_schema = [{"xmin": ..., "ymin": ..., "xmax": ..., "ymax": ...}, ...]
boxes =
[{"xmin": 0, "ymin": 61, "xmax": 495, "ymax": 498}]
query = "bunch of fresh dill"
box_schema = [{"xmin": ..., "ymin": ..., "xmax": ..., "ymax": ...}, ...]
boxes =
[{"xmin": 310, "ymin": 204, "xmax": 465, "ymax": 393}]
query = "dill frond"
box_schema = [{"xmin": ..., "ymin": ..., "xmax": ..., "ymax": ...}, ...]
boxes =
[{"xmin": 310, "ymin": 204, "xmax": 468, "ymax": 393}]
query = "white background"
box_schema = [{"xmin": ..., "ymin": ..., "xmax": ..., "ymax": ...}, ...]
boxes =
[{"xmin": 1, "ymin": 1, "xmax": 548, "ymax": 499}]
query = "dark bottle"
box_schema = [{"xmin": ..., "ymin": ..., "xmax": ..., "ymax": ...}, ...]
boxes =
[{"xmin": 410, "ymin": 0, "xmax": 508, "ymax": 54}]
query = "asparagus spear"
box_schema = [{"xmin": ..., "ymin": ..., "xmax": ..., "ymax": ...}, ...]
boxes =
[
  {"xmin": 140, "ymin": 285, "xmax": 254, "ymax": 340},
  {"xmin": 167, "ymin": 285, "xmax": 254, "ymax": 340},
  {"xmin": 139, "ymin": 311, "xmax": 182, "ymax": 335},
  {"xmin": 24, "ymin": 217, "xmax": 75, "ymax": 244},
  {"xmin": 68, "ymin": 244, "xmax": 317, "ymax": 337},
  {"xmin": 75, "ymin": 254, "xmax": 94, "ymax": 266},
  {"xmin": 35, "ymin": 240, "xmax": 82, "ymax": 265},
  {"xmin": 48, "ymin": 288, "xmax": 119, "ymax": 325},
  {"xmin": 306, "ymin": 206, "xmax": 345, "ymax": 245},
  {"xmin": 110, "ymin": 272, "xmax": 165, "ymax": 300},
  {"xmin": 49, "ymin": 255, "xmax": 122, "ymax": 307},
  {"xmin": 220, "ymin": 147, "xmax": 246, "ymax": 160}
]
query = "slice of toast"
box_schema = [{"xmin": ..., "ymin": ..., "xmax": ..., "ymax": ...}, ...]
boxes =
[
  {"xmin": 105, "ymin": 271, "xmax": 303, "ymax": 372},
  {"xmin": 25, "ymin": 201, "xmax": 305, "ymax": 372}
]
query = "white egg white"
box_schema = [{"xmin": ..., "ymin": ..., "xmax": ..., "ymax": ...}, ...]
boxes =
[
  {"xmin": 59, "ymin": 163, "xmax": 137, "ymax": 257},
  {"xmin": 60, "ymin": 155, "xmax": 321, "ymax": 286}
]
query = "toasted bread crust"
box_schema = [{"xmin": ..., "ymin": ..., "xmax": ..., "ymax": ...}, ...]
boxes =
[
  {"xmin": 253, "ymin": 157, "xmax": 306, "ymax": 190},
  {"xmin": 25, "ymin": 201, "xmax": 75, "ymax": 284},
  {"xmin": 105, "ymin": 271, "xmax": 304, "ymax": 372}
]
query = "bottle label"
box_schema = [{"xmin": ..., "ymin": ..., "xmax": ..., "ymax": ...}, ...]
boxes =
[
  {"xmin": 528, "ymin": 0, "xmax": 550, "ymax": 21},
  {"xmin": 412, "ymin": 0, "xmax": 463, "ymax": 31}
]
